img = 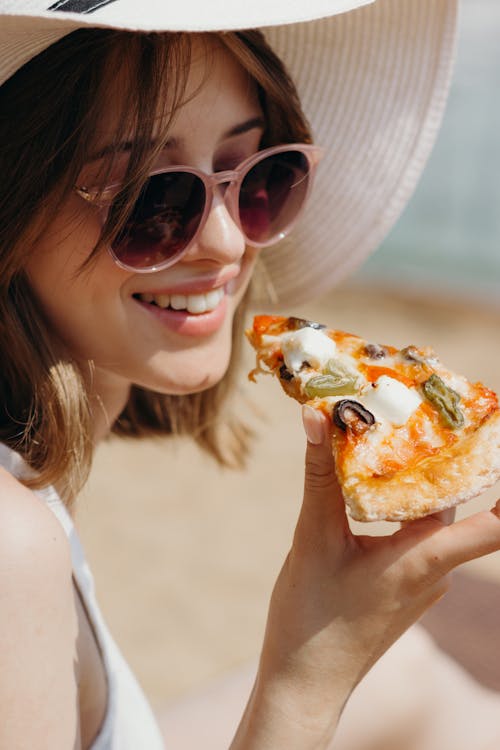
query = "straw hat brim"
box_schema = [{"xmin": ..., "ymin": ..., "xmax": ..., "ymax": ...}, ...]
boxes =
[{"xmin": 0, "ymin": 0, "xmax": 458, "ymax": 305}]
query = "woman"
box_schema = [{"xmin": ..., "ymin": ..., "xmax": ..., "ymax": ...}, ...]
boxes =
[{"xmin": 1, "ymin": 1, "xmax": 499, "ymax": 748}]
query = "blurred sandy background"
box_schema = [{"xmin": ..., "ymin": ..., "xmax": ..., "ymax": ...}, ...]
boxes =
[{"xmin": 74, "ymin": 282, "xmax": 500, "ymax": 719}]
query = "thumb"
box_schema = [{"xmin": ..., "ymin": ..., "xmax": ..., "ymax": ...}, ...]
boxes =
[{"xmin": 301, "ymin": 405, "xmax": 349, "ymax": 532}]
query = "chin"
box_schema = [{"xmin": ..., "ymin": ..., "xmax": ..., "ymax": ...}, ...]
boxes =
[{"xmin": 139, "ymin": 356, "xmax": 232, "ymax": 396}]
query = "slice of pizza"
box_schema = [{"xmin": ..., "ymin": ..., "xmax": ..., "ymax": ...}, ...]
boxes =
[{"xmin": 246, "ymin": 314, "xmax": 500, "ymax": 522}]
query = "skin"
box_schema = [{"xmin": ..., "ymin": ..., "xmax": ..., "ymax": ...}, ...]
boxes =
[{"xmin": 3, "ymin": 37, "xmax": 500, "ymax": 750}]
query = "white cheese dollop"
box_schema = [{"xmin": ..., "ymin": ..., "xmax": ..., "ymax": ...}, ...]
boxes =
[
  {"xmin": 281, "ymin": 327, "xmax": 337, "ymax": 372},
  {"xmin": 362, "ymin": 375, "xmax": 422, "ymax": 427}
]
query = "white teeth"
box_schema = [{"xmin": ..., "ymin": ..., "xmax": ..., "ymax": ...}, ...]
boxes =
[
  {"xmin": 205, "ymin": 289, "xmax": 223, "ymax": 309},
  {"xmin": 205, "ymin": 287, "xmax": 224, "ymax": 310},
  {"xmin": 155, "ymin": 294, "xmax": 170, "ymax": 308},
  {"xmin": 138, "ymin": 287, "xmax": 224, "ymax": 314},
  {"xmin": 170, "ymin": 294, "xmax": 187, "ymax": 310},
  {"xmin": 186, "ymin": 294, "xmax": 207, "ymax": 314}
]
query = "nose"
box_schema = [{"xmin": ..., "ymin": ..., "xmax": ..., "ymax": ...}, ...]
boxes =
[{"xmin": 180, "ymin": 191, "xmax": 246, "ymax": 266}]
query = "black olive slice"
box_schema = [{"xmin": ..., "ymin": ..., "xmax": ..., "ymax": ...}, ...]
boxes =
[
  {"xmin": 279, "ymin": 364, "xmax": 294, "ymax": 381},
  {"xmin": 333, "ymin": 399, "xmax": 376, "ymax": 434},
  {"xmin": 287, "ymin": 316, "xmax": 326, "ymax": 330},
  {"xmin": 401, "ymin": 345, "xmax": 425, "ymax": 363},
  {"xmin": 363, "ymin": 343, "xmax": 387, "ymax": 360}
]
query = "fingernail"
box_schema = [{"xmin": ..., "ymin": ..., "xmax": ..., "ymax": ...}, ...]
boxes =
[{"xmin": 302, "ymin": 405, "xmax": 325, "ymax": 445}]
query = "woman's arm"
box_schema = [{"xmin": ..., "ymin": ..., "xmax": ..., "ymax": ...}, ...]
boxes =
[
  {"xmin": 230, "ymin": 406, "xmax": 500, "ymax": 749},
  {"xmin": 0, "ymin": 470, "xmax": 81, "ymax": 749}
]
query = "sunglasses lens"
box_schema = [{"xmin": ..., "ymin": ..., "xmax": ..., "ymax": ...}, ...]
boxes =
[
  {"xmin": 112, "ymin": 172, "xmax": 206, "ymax": 270},
  {"xmin": 239, "ymin": 150, "xmax": 310, "ymax": 244}
]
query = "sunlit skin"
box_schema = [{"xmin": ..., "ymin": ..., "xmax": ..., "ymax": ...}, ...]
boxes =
[{"xmin": 26, "ymin": 39, "xmax": 263, "ymax": 439}]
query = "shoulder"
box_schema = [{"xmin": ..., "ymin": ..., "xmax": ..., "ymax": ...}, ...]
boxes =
[
  {"xmin": 0, "ymin": 465, "xmax": 74, "ymax": 634},
  {"xmin": 0, "ymin": 468, "xmax": 80, "ymax": 746},
  {"xmin": 0, "ymin": 466, "xmax": 72, "ymax": 577}
]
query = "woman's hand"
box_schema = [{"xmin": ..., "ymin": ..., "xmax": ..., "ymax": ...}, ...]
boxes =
[{"xmin": 232, "ymin": 406, "xmax": 500, "ymax": 749}]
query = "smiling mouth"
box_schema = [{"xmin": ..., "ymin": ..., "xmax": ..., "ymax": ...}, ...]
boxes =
[{"xmin": 133, "ymin": 288, "xmax": 225, "ymax": 315}]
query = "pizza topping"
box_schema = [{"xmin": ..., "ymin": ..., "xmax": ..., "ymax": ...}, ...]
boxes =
[
  {"xmin": 304, "ymin": 373, "xmax": 358, "ymax": 398},
  {"xmin": 400, "ymin": 345, "xmax": 437, "ymax": 369},
  {"xmin": 333, "ymin": 400, "xmax": 376, "ymax": 435},
  {"xmin": 422, "ymin": 374, "xmax": 465, "ymax": 429},
  {"xmin": 401, "ymin": 345, "xmax": 426, "ymax": 362},
  {"xmin": 287, "ymin": 316, "xmax": 326, "ymax": 330},
  {"xmin": 252, "ymin": 315, "xmax": 288, "ymax": 335},
  {"xmin": 361, "ymin": 365, "xmax": 414, "ymax": 388},
  {"xmin": 279, "ymin": 364, "xmax": 294, "ymax": 381},
  {"xmin": 281, "ymin": 326, "xmax": 337, "ymax": 372},
  {"xmin": 362, "ymin": 375, "xmax": 422, "ymax": 427},
  {"xmin": 326, "ymin": 357, "xmax": 361, "ymax": 384},
  {"xmin": 363, "ymin": 343, "xmax": 388, "ymax": 360}
]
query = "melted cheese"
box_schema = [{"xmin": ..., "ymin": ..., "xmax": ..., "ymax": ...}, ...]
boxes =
[
  {"xmin": 281, "ymin": 327, "xmax": 337, "ymax": 372},
  {"xmin": 361, "ymin": 376, "xmax": 422, "ymax": 427}
]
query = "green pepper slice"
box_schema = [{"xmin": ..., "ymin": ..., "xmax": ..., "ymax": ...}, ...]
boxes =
[
  {"xmin": 422, "ymin": 374, "xmax": 464, "ymax": 429},
  {"xmin": 304, "ymin": 371, "xmax": 358, "ymax": 398}
]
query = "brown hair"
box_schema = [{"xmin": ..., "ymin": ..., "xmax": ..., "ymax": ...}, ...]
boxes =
[{"xmin": 0, "ymin": 28, "xmax": 312, "ymax": 503}]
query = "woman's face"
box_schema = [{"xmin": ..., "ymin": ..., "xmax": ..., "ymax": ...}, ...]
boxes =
[{"xmin": 26, "ymin": 39, "xmax": 264, "ymax": 399}]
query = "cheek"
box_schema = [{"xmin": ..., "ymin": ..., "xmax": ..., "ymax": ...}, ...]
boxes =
[
  {"xmin": 27, "ymin": 198, "xmax": 102, "ymax": 289},
  {"xmin": 228, "ymin": 247, "xmax": 260, "ymax": 305},
  {"xmin": 25, "ymin": 202, "xmax": 127, "ymax": 348}
]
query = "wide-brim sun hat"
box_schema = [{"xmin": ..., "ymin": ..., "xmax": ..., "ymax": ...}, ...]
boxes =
[{"xmin": 0, "ymin": 0, "xmax": 458, "ymax": 306}]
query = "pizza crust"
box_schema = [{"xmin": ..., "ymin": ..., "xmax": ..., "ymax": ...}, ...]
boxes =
[{"xmin": 339, "ymin": 410, "xmax": 500, "ymax": 522}]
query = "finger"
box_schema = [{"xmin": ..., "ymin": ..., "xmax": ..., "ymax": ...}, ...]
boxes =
[
  {"xmin": 400, "ymin": 506, "xmax": 456, "ymax": 533},
  {"xmin": 300, "ymin": 405, "xmax": 349, "ymax": 534},
  {"xmin": 302, "ymin": 403, "xmax": 329, "ymax": 446},
  {"xmin": 421, "ymin": 500, "xmax": 500, "ymax": 573}
]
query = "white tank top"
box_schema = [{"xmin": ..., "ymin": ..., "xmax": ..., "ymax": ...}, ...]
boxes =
[{"xmin": 0, "ymin": 444, "xmax": 165, "ymax": 750}]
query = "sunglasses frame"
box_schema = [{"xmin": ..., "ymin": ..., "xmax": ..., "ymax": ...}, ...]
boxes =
[{"xmin": 75, "ymin": 143, "xmax": 324, "ymax": 274}]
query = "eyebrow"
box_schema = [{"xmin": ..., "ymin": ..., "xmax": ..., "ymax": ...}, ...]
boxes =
[{"xmin": 89, "ymin": 116, "xmax": 266, "ymax": 161}]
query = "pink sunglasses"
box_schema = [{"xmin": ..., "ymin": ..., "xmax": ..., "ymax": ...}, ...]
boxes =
[{"xmin": 75, "ymin": 143, "xmax": 323, "ymax": 273}]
